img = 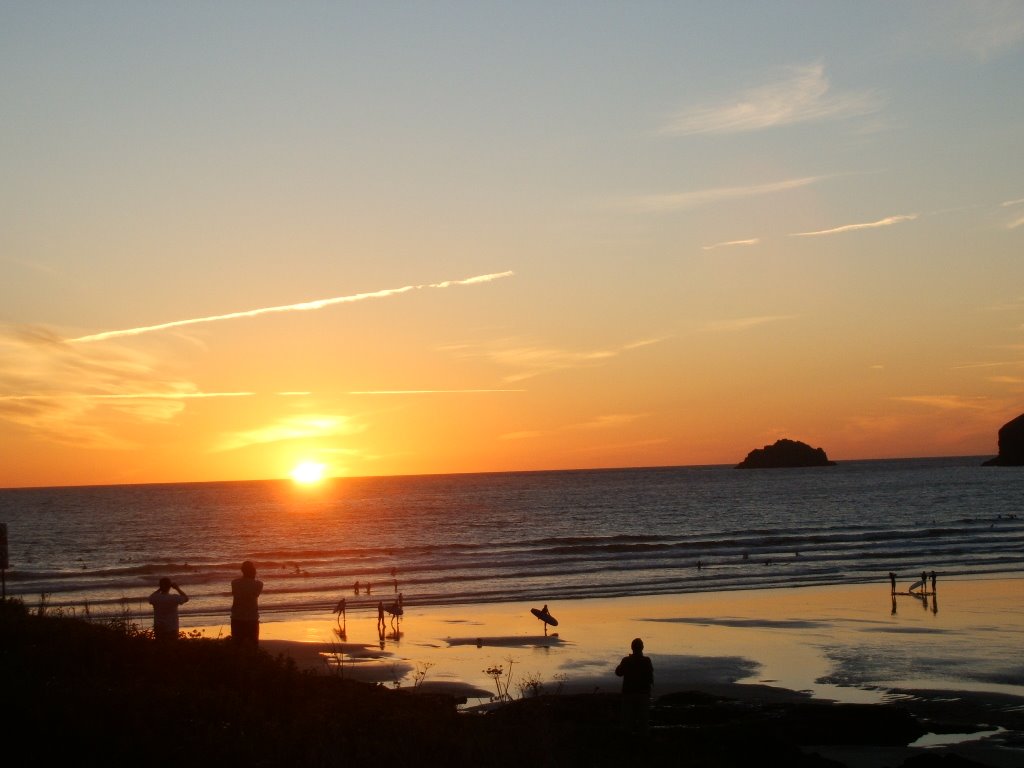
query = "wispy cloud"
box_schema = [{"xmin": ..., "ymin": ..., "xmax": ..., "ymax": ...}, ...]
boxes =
[
  {"xmin": 702, "ymin": 315, "xmax": 798, "ymax": 332},
  {"xmin": 790, "ymin": 214, "xmax": 917, "ymax": 238},
  {"xmin": 348, "ymin": 389, "xmax": 525, "ymax": 395},
  {"xmin": 463, "ymin": 337, "xmax": 665, "ymax": 382},
  {"xmin": 659, "ymin": 63, "xmax": 881, "ymax": 136},
  {"xmin": 67, "ymin": 271, "xmax": 514, "ymax": 343},
  {"xmin": 0, "ymin": 324, "xmax": 204, "ymax": 448},
  {"xmin": 568, "ymin": 413, "xmax": 643, "ymax": 430},
  {"xmin": 216, "ymin": 414, "xmax": 364, "ymax": 452},
  {"xmin": 628, "ymin": 176, "xmax": 820, "ymax": 212},
  {"xmin": 1008, "ymin": 214, "xmax": 1024, "ymax": 230},
  {"xmin": 500, "ymin": 413, "xmax": 645, "ymax": 441},
  {"xmin": 1001, "ymin": 197, "xmax": 1024, "ymax": 207},
  {"xmin": 891, "ymin": 395, "xmax": 990, "ymax": 410},
  {"xmin": 702, "ymin": 238, "xmax": 760, "ymax": 251},
  {"xmin": 929, "ymin": 1, "xmax": 1024, "ymax": 58}
]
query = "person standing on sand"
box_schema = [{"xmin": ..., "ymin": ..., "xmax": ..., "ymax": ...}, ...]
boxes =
[
  {"xmin": 615, "ymin": 637, "xmax": 654, "ymax": 736},
  {"xmin": 889, "ymin": 572, "xmax": 897, "ymax": 595},
  {"xmin": 148, "ymin": 577, "xmax": 188, "ymax": 642},
  {"xmin": 230, "ymin": 561, "xmax": 263, "ymax": 648},
  {"xmin": 930, "ymin": 571, "xmax": 937, "ymax": 592}
]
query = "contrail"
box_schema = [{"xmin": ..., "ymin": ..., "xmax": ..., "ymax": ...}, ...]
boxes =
[{"xmin": 67, "ymin": 271, "xmax": 514, "ymax": 343}]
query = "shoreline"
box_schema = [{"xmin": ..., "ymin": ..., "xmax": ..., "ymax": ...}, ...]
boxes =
[
  {"xmin": 244, "ymin": 577, "xmax": 1024, "ymax": 766},
  {"xmin": 224, "ymin": 576, "xmax": 1024, "ymax": 701}
]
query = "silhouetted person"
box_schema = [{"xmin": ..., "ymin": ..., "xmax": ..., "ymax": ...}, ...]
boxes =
[
  {"xmin": 889, "ymin": 572, "xmax": 897, "ymax": 595},
  {"xmin": 354, "ymin": 580, "xmax": 360, "ymax": 595},
  {"xmin": 921, "ymin": 570, "xmax": 927, "ymax": 592},
  {"xmin": 930, "ymin": 571, "xmax": 937, "ymax": 592},
  {"xmin": 149, "ymin": 577, "xmax": 188, "ymax": 642},
  {"xmin": 231, "ymin": 560, "xmax": 263, "ymax": 648},
  {"xmin": 615, "ymin": 637, "xmax": 654, "ymax": 736},
  {"xmin": 377, "ymin": 600, "xmax": 385, "ymax": 629}
]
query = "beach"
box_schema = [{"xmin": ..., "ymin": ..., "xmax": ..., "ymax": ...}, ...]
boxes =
[{"xmin": 234, "ymin": 577, "xmax": 1024, "ymax": 766}]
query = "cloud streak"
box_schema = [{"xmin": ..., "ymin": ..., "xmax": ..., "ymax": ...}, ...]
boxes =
[
  {"xmin": 659, "ymin": 63, "xmax": 881, "ymax": 136},
  {"xmin": 348, "ymin": 389, "xmax": 526, "ymax": 395},
  {"xmin": 703, "ymin": 315, "xmax": 798, "ymax": 332},
  {"xmin": 216, "ymin": 414, "xmax": 365, "ymax": 453},
  {"xmin": 628, "ymin": 176, "xmax": 820, "ymax": 212},
  {"xmin": 891, "ymin": 395, "xmax": 989, "ymax": 410},
  {"xmin": 443, "ymin": 337, "xmax": 665, "ymax": 382},
  {"xmin": 790, "ymin": 214, "xmax": 917, "ymax": 238},
  {"xmin": 68, "ymin": 271, "xmax": 514, "ymax": 343},
  {"xmin": 702, "ymin": 238, "xmax": 760, "ymax": 251}
]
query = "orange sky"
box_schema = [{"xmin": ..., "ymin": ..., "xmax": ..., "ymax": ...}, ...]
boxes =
[{"xmin": 3, "ymin": 4, "xmax": 1022, "ymax": 488}]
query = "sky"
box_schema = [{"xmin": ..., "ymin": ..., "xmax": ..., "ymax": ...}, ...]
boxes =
[{"xmin": 3, "ymin": 2, "xmax": 1024, "ymax": 488}]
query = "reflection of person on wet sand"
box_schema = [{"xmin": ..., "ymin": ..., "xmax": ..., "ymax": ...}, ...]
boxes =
[{"xmin": 333, "ymin": 597, "xmax": 347, "ymax": 637}]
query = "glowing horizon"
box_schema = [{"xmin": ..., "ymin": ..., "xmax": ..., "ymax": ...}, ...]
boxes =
[{"xmin": 2, "ymin": 4, "xmax": 1022, "ymax": 488}]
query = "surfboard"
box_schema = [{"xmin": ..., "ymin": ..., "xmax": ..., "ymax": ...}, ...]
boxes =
[
  {"xmin": 908, "ymin": 579, "xmax": 924, "ymax": 592},
  {"xmin": 531, "ymin": 607, "xmax": 558, "ymax": 627}
]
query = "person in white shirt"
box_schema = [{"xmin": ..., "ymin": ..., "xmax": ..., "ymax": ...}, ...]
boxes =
[{"xmin": 148, "ymin": 577, "xmax": 189, "ymax": 642}]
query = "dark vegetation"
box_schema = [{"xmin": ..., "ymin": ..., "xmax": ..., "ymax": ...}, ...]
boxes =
[{"xmin": 1, "ymin": 598, "xmax": 1012, "ymax": 767}]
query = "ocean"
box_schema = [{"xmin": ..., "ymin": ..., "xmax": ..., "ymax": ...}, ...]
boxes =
[{"xmin": 1, "ymin": 457, "xmax": 1022, "ymax": 627}]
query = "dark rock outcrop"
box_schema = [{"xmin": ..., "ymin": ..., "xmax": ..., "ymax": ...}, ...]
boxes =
[
  {"xmin": 736, "ymin": 438, "xmax": 836, "ymax": 469},
  {"xmin": 982, "ymin": 413, "xmax": 1024, "ymax": 466}
]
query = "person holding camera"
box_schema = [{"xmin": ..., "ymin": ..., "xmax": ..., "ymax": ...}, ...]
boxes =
[{"xmin": 148, "ymin": 577, "xmax": 189, "ymax": 642}]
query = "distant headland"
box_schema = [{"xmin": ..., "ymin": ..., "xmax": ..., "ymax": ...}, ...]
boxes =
[
  {"xmin": 736, "ymin": 438, "xmax": 836, "ymax": 469},
  {"xmin": 982, "ymin": 413, "xmax": 1024, "ymax": 466}
]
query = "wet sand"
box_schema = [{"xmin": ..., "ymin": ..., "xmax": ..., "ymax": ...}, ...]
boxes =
[
  {"xmin": 233, "ymin": 577, "xmax": 1024, "ymax": 703},
  {"xmin": 198, "ymin": 577, "xmax": 1024, "ymax": 766}
]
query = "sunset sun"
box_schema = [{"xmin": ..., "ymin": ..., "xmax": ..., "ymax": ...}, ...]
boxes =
[{"xmin": 290, "ymin": 461, "xmax": 326, "ymax": 485}]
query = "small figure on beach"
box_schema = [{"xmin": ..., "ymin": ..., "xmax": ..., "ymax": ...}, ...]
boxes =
[
  {"xmin": 531, "ymin": 604, "xmax": 558, "ymax": 636},
  {"xmin": 921, "ymin": 571, "xmax": 927, "ymax": 592},
  {"xmin": 354, "ymin": 580, "xmax": 360, "ymax": 595},
  {"xmin": 615, "ymin": 637, "xmax": 654, "ymax": 736},
  {"xmin": 930, "ymin": 571, "xmax": 937, "ymax": 592},
  {"xmin": 377, "ymin": 600, "xmax": 385, "ymax": 630},
  {"xmin": 333, "ymin": 597, "xmax": 346, "ymax": 627},
  {"xmin": 889, "ymin": 572, "xmax": 897, "ymax": 595},
  {"xmin": 696, "ymin": 560, "xmax": 702, "ymax": 571},
  {"xmin": 365, "ymin": 582, "xmax": 371, "ymax": 595},
  {"xmin": 230, "ymin": 560, "xmax": 263, "ymax": 649},
  {"xmin": 148, "ymin": 577, "xmax": 188, "ymax": 642}
]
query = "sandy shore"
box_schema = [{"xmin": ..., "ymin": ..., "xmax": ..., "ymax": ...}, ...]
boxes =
[{"xmin": 202, "ymin": 576, "xmax": 1023, "ymax": 766}]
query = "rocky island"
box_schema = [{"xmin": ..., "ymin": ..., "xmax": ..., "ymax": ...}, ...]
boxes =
[{"xmin": 736, "ymin": 438, "xmax": 836, "ymax": 469}]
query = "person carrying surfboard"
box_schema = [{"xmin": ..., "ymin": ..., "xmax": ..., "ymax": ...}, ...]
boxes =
[{"xmin": 615, "ymin": 637, "xmax": 654, "ymax": 736}]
